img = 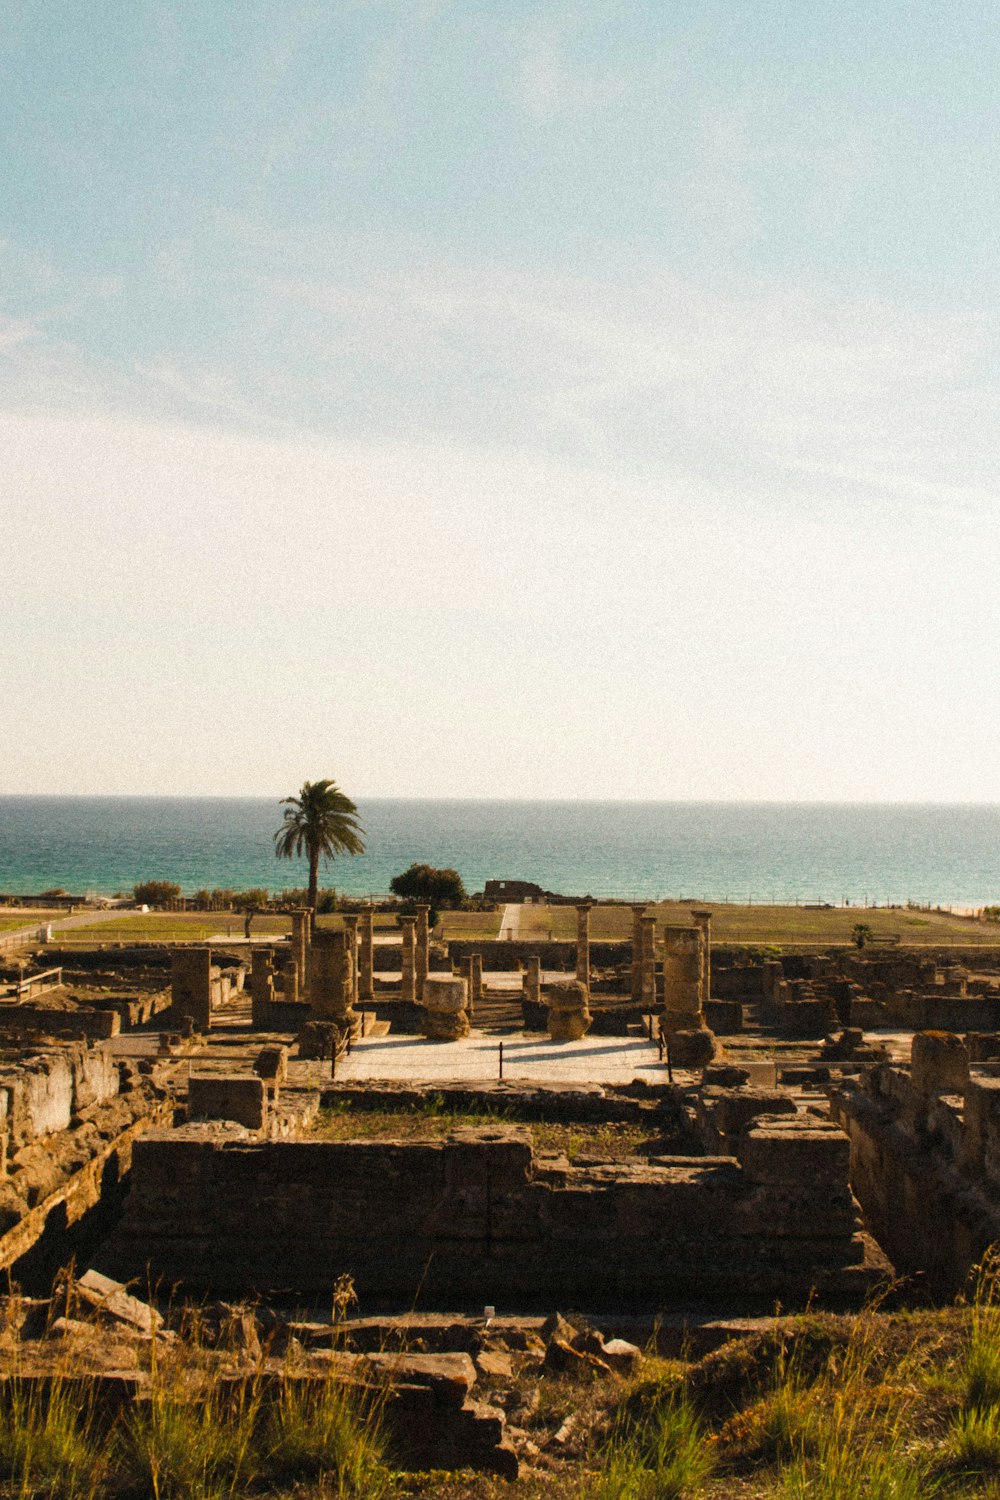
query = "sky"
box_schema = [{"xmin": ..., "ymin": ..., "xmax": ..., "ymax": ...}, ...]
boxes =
[{"xmin": 3, "ymin": 0, "xmax": 1000, "ymax": 801}]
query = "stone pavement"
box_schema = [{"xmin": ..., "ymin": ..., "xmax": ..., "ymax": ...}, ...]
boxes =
[{"xmin": 333, "ymin": 1031, "xmax": 669, "ymax": 1085}]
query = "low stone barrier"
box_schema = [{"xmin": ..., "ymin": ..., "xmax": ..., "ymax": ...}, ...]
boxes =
[{"xmin": 100, "ymin": 1117, "xmax": 877, "ymax": 1309}]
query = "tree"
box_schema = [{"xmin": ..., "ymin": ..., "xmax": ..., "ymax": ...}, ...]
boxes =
[
  {"xmin": 390, "ymin": 863, "xmax": 466, "ymax": 908},
  {"xmin": 852, "ymin": 922, "xmax": 874, "ymax": 949},
  {"xmin": 274, "ymin": 780, "xmax": 365, "ymax": 912},
  {"xmin": 134, "ymin": 880, "xmax": 182, "ymax": 907}
]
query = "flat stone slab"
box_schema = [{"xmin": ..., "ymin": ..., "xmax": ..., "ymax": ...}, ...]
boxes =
[{"xmin": 333, "ymin": 1032, "xmax": 667, "ymax": 1085}]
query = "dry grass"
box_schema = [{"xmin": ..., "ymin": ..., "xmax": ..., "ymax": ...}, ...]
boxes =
[
  {"xmin": 442, "ymin": 901, "xmax": 998, "ymax": 948},
  {"xmin": 310, "ymin": 1106, "xmax": 669, "ymax": 1160}
]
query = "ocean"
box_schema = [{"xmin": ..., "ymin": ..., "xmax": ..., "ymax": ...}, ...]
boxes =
[{"xmin": 0, "ymin": 797, "xmax": 997, "ymax": 908}]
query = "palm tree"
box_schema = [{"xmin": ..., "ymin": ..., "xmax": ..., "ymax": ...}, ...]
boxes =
[{"xmin": 274, "ymin": 780, "xmax": 366, "ymax": 911}]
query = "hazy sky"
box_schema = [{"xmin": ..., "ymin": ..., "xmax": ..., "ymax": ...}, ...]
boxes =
[{"xmin": 4, "ymin": 1, "xmax": 1000, "ymax": 800}]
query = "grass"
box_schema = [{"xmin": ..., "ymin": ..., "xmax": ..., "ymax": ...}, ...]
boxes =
[
  {"xmin": 591, "ymin": 1396, "xmax": 715, "ymax": 1499},
  {"xmin": 439, "ymin": 901, "xmax": 999, "ymax": 948},
  {"xmin": 0, "ymin": 912, "xmax": 54, "ymax": 933},
  {"xmin": 0, "ymin": 1373, "xmax": 107, "ymax": 1498},
  {"xmin": 311, "ymin": 1107, "xmax": 668, "ymax": 1160}
]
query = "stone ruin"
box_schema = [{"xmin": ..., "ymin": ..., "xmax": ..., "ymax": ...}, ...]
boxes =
[
  {"xmin": 421, "ymin": 974, "xmax": 471, "ymax": 1040},
  {"xmin": 546, "ymin": 980, "xmax": 591, "ymax": 1040},
  {"xmin": 832, "ymin": 1028, "xmax": 1000, "ymax": 1296}
]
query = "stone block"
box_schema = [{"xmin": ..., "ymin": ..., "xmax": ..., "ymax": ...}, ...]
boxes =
[
  {"xmin": 421, "ymin": 975, "xmax": 471, "ymax": 1041},
  {"xmin": 699, "ymin": 1088, "xmax": 798, "ymax": 1148},
  {"xmin": 188, "ymin": 1074, "xmax": 267, "ymax": 1131},
  {"xmin": 0, "ymin": 1052, "xmax": 74, "ymax": 1147},
  {"xmin": 70, "ymin": 1046, "xmax": 119, "ymax": 1113},
  {"xmin": 254, "ymin": 1045, "xmax": 288, "ymax": 1086},
  {"xmin": 297, "ymin": 1021, "xmax": 342, "ymax": 1061},
  {"xmin": 704, "ymin": 999, "xmax": 743, "ymax": 1034},
  {"xmin": 171, "ymin": 948, "xmax": 213, "ymax": 1030},
  {"xmin": 738, "ymin": 1117, "xmax": 850, "ymax": 1189},
  {"xmin": 545, "ymin": 981, "xmax": 591, "ymax": 1041},
  {"xmin": 961, "ymin": 1076, "xmax": 1000, "ymax": 1181},
  {"xmin": 912, "ymin": 1031, "xmax": 969, "ymax": 1097},
  {"xmin": 664, "ymin": 1028, "xmax": 716, "ymax": 1067}
]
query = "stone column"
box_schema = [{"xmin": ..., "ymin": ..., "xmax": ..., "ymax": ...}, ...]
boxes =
[
  {"xmin": 470, "ymin": 953, "xmax": 483, "ymax": 1011},
  {"xmin": 291, "ymin": 910, "xmax": 310, "ymax": 1001},
  {"xmin": 661, "ymin": 922, "xmax": 716, "ymax": 1065},
  {"xmin": 250, "ymin": 947, "xmax": 275, "ymax": 1030},
  {"xmin": 400, "ymin": 917, "xmax": 417, "ymax": 1003},
  {"xmin": 415, "ymin": 904, "xmax": 430, "ymax": 1001},
  {"xmin": 359, "ymin": 905, "xmax": 375, "ymax": 1003},
  {"xmin": 343, "ymin": 914, "xmax": 359, "ymax": 997},
  {"xmin": 421, "ymin": 974, "xmax": 470, "ymax": 1040},
  {"xmin": 283, "ymin": 957, "xmax": 299, "ymax": 1005},
  {"xmin": 692, "ymin": 910, "xmax": 712, "ymax": 1004},
  {"xmin": 630, "ymin": 905, "xmax": 646, "ymax": 1005},
  {"xmin": 546, "ymin": 979, "xmax": 591, "ymax": 1041},
  {"xmin": 641, "ymin": 915, "xmax": 657, "ymax": 1011},
  {"xmin": 171, "ymin": 948, "xmax": 212, "ymax": 1032},
  {"xmin": 575, "ymin": 903, "xmax": 592, "ymax": 993},
  {"xmin": 309, "ymin": 928, "xmax": 359, "ymax": 1035},
  {"xmin": 525, "ymin": 954, "xmax": 542, "ymax": 1006}
]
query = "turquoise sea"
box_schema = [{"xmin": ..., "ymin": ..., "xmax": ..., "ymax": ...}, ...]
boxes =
[{"xmin": 0, "ymin": 798, "xmax": 998, "ymax": 907}]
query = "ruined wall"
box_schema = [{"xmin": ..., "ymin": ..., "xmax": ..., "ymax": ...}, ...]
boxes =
[
  {"xmin": 832, "ymin": 1033, "xmax": 1000, "ymax": 1296},
  {"xmin": 101, "ymin": 1118, "xmax": 874, "ymax": 1308}
]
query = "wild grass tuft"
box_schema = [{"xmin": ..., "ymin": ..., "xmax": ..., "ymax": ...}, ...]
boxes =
[
  {"xmin": 591, "ymin": 1395, "xmax": 715, "ymax": 1500},
  {"xmin": 0, "ymin": 1375, "xmax": 107, "ymax": 1500},
  {"xmin": 261, "ymin": 1373, "xmax": 388, "ymax": 1496},
  {"xmin": 119, "ymin": 1373, "xmax": 262, "ymax": 1500}
]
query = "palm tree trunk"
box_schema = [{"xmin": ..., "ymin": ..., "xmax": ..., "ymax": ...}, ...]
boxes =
[{"xmin": 308, "ymin": 846, "xmax": 319, "ymax": 912}]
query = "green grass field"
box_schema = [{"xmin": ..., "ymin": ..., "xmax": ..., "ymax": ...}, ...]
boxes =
[
  {"xmin": 440, "ymin": 901, "xmax": 1000, "ymax": 948},
  {"xmin": 36, "ymin": 901, "xmax": 997, "ymax": 949},
  {"xmin": 0, "ymin": 912, "xmax": 50, "ymax": 933},
  {"xmin": 49, "ymin": 909, "xmax": 402, "ymax": 945}
]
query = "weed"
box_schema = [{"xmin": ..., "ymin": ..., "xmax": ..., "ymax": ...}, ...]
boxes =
[
  {"xmin": 592, "ymin": 1396, "xmax": 714, "ymax": 1500},
  {"xmin": 261, "ymin": 1373, "xmax": 388, "ymax": 1496},
  {"xmin": 944, "ymin": 1405, "xmax": 1000, "ymax": 1475},
  {"xmin": 0, "ymin": 1376, "xmax": 106, "ymax": 1499}
]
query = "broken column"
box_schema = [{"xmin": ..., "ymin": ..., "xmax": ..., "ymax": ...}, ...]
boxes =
[
  {"xmin": 171, "ymin": 948, "xmax": 212, "ymax": 1032},
  {"xmin": 343, "ymin": 914, "xmax": 359, "ymax": 997},
  {"xmin": 630, "ymin": 905, "xmax": 646, "ymax": 1005},
  {"xmin": 525, "ymin": 955, "xmax": 542, "ymax": 1006},
  {"xmin": 421, "ymin": 974, "xmax": 471, "ymax": 1040},
  {"xmin": 546, "ymin": 979, "xmax": 592, "ymax": 1041},
  {"xmin": 282, "ymin": 957, "xmax": 299, "ymax": 1005},
  {"xmin": 692, "ymin": 909, "xmax": 712, "ymax": 1003},
  {"xmin": 359, "ymin": 905, "xmax": 375, "ymax": 1004},
  {"xmin": 575, "ymin": 903, "xmax": 592, "ymax": 994},
  {"xmin": 661, "ymin": 921, "xmax": 717, "ymax": 1067},
  {"xmin": 640, "ymin": 915, "xmax": 658, "ymax": 1011},
  {"xmin": 291, "ymin": 910, "xmax": 311, "ymax": 1002},
  {"xmin": 415, "ymin": 904, "xmax": 430, "ymax": 1001},
  {"xmin": 400, "ymin": 917, "xmax": 417, "ymax": 1003},
  {"xmin": 250, "ymin": 947, "xmax": 275, "ymax": 1029},
  {"xmin": 470, "ymin": 953, "xmax": 483, "ymax": 1011},
  {"xmin": 309, "ymin": 928, "xmax": 359, "ymax": 1037}
]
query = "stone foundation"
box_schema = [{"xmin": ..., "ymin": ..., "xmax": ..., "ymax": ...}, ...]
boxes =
[{"xmin": 100, "ymin": 1118, "xmax": 877, "ymax": 1308}]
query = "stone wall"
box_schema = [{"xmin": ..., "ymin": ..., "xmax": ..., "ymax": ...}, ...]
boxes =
[
  {"xmin": 0, "ymin": 1041, "xmax": 171, "ymax": 1284},
  {"xmin": 832, "ymin": 1031, "xmax": 1000, "ymax": 1296},
  {"xmin": 0, "ymin": 1006, "xmax": 121, "ymax": 1040},
  {"xmin": 101, "ymin": 1118, "xmax": 875, "ymax": 1308}
]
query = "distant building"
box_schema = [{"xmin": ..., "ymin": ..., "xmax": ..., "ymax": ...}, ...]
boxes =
[{"xmin": 483, "ymin": 879, "xmax": 549, "ymax": 903}]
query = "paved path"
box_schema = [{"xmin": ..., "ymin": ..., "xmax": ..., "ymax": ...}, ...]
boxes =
[
  {"xmin": 498, "ymin": 903, "xmax": 522, "ymax": 941},
  {"xmin": 335, "ymin": 1031, "xmax": 668, "ymax": 1085}
]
